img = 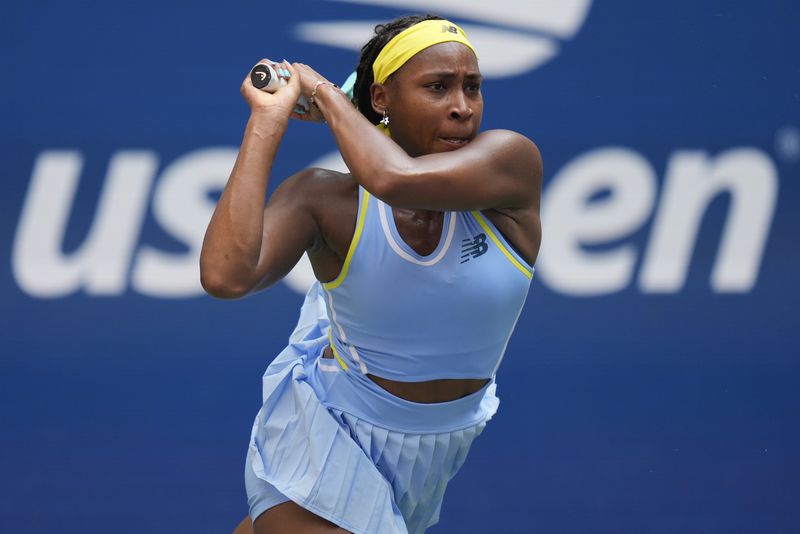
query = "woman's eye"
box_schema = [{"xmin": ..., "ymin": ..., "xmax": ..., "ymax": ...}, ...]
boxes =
[
  {"xmin": 466, "ymin": 83, "xmax": 480, "ymax": 92},
  {"xmin": 427, "ymin": 82, "xmax": 444, "ymax": 91}
]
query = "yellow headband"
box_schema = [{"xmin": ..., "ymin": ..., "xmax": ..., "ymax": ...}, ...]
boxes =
[{"xmin": 372, "ymin": 19, "xmax": 477, "ymax": 85}]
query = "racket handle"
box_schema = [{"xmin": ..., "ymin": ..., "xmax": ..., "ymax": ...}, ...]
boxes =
[
  {"xmin": 250, "ymin": 63, "xmax": 283, "ymax": 92},
  {"xmin": 249, "ymin": 62, "xmax": 309, "ymax": 112}
]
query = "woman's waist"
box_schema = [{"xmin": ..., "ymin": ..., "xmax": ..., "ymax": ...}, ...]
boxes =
[
  {"xmin": 328, "ymin": 336, "xmax": 504, "ymax": 383},
  {"xmin": 367, "ymin": 373, "xmax": 490, "ymax": 404},
  {"xmin": 323, "ymin": 344, "xmax": 488, "ymax": 403},
  {"xmin": 308, "ymin": 347, "xmax": 498, "ymax": 433}
]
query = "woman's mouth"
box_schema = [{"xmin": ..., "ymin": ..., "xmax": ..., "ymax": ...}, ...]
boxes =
[{"xmin": 439, "ymin": 137, "xmax": 469, "ymax": 147}]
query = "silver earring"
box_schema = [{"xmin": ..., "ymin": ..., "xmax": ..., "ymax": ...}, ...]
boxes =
[{"xmin": 380, "ymin": 110, "xmax": 390, "ymax": 126}]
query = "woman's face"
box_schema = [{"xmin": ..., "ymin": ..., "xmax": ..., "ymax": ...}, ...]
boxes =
[{"xmin": 373, "ymin": 41, "xmax": 483, "ymax": 157}]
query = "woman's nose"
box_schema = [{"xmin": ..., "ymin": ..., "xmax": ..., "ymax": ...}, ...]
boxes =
[{"xmin": 449, "ymin": 90, "xmax": 473, "ymax": 120}]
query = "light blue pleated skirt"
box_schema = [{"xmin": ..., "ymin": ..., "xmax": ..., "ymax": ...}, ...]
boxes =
[{"xmin": 247, "ymin": 283, "xmax": 500, "ymax": 534}]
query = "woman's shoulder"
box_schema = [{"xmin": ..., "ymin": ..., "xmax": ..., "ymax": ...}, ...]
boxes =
[
  {"xmin": 470, "ymin": 130, "xmax": 542, "ymax": 182},
  {"xmin": 287, "ymin": 168, "xmax": 361, "ymax": 268},
  {"xmin": 277, "ymin": 167, "xmax": 360, "ymax": 232},
  {"xmin": 283, "ymin": 166, "xmax": 356, "ymax": 190},
  {"xmin": 475, "ymin": 129, "xmax": 541, "ymax": 158},
  {"xmin": 275, "ymin": 167, "xmax": 359, "ymax": 205}
]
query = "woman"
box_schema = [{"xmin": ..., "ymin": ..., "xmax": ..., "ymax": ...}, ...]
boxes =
[{"xmin": 201, "ymin": 14, "xmax": 542, "ymax": 534}]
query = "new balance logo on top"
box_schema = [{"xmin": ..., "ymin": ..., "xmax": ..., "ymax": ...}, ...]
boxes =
[{"xmin": 461, "ymin": 233, "xmax": 488, "ymax": 263}]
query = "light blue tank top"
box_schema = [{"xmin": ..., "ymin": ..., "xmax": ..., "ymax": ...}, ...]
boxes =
[{"xmin": 321, "ymin": 187, "xmax": 533, "ymax": 381}]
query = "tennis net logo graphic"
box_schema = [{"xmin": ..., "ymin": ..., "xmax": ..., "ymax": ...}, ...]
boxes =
[{"xmin": 294, "ymin": 0, "xmax": 594, "ymax": 78}]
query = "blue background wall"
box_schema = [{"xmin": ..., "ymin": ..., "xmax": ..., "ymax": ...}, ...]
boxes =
[{"xmin": 2, "ymin": 1, "xmax": 799, "ymax": 532}]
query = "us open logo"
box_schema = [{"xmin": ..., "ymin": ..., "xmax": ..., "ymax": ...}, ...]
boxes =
[
  {"xmin": 294, "ymin": 0, "xmax": 594, "ymax": 78},
  {"xmin": 12, "ymin": 0, "xmax": 779, "ymax": 299}
]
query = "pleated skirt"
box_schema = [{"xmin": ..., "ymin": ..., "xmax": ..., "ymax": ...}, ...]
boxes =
[{"xmin": 247, "ymin": 283, "xmax": 500, "ymax": 534}]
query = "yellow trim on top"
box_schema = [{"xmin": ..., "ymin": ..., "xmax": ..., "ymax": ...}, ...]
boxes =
[
  {"xmin": 327, "ymin": 330, "xmax": 349, "ymax": 372},
  {"xmin": 470, "ymin": 210, "xmax": 533, "ymax": 279},
  {"xmin": 323, "ymin": 190, "xmax": 371, "ymax": 290}
]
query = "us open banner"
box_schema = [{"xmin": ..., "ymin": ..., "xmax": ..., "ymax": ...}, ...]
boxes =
[{"xmin": 2, "ymin": 1, "xmax": 798, "ymax": 532}]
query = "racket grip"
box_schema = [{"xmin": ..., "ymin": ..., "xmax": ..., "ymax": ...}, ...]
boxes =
[{"xmin": 249, "ymin": 63, "xmax": 309, "ymax": 112}]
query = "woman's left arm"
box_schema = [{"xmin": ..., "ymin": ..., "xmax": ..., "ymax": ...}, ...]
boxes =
[
  {"xmin": 377, "ymin": 129, "xmax": 542, "ymax": 211},
  {"xmin": 294, "ymin": 68, "xmax": 541, "ymax": 212}
]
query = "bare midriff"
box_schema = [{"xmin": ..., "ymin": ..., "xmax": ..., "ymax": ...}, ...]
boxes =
[{"xmin": 323, "ymin": 346, "xmax": 489, "ymax": 404}]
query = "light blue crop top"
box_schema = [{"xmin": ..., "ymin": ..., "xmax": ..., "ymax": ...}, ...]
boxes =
[{"xmin": 322, "ymin": 187, "xmax": 533, "ymax": 382}]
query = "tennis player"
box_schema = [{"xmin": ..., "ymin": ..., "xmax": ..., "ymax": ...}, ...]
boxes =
[{"xmin": 200, "ymin": 14, "xmax": 542, "ymax": 534}]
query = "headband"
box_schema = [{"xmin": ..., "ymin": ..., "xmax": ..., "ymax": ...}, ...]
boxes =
[{"xmin": 372, "ymin": 19, "xmax": 477, "ymax": 85}]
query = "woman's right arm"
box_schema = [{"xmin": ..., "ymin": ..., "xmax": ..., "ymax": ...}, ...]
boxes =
[{"xmin": 200, "ymin": 62, "xmax": 318, "ymax": 299}]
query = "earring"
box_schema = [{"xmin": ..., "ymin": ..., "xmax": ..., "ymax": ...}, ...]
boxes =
[{"xmin": 380, "ymin": 110, "xmax": 390, "ymax": 126}]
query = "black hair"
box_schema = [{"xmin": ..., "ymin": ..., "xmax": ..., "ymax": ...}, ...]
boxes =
[{"xmin": 352, "ymin": 14, "xmax": 444, "ymax": 124}]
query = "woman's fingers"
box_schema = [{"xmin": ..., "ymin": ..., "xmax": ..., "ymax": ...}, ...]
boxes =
[
  {"xmin": 284, "ymin": 61, "xmax": 299, "ymax": 88},
  {"xmin": 239, "ymin": 59, "xmax": 328, "ymax": 122},
  {"xmin": 240, "ymin": 59, "xmax": 305, "ymax": 115}
]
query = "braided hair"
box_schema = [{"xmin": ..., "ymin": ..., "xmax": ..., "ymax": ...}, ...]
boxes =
[{"xmin": 352, "ymin": 14, "xmax": 444, "ymax": 124}]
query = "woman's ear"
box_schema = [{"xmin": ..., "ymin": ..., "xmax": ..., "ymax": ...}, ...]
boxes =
[{"xmin": 370, "ymin": 82, "xmax": 389, "ymax": 116}]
